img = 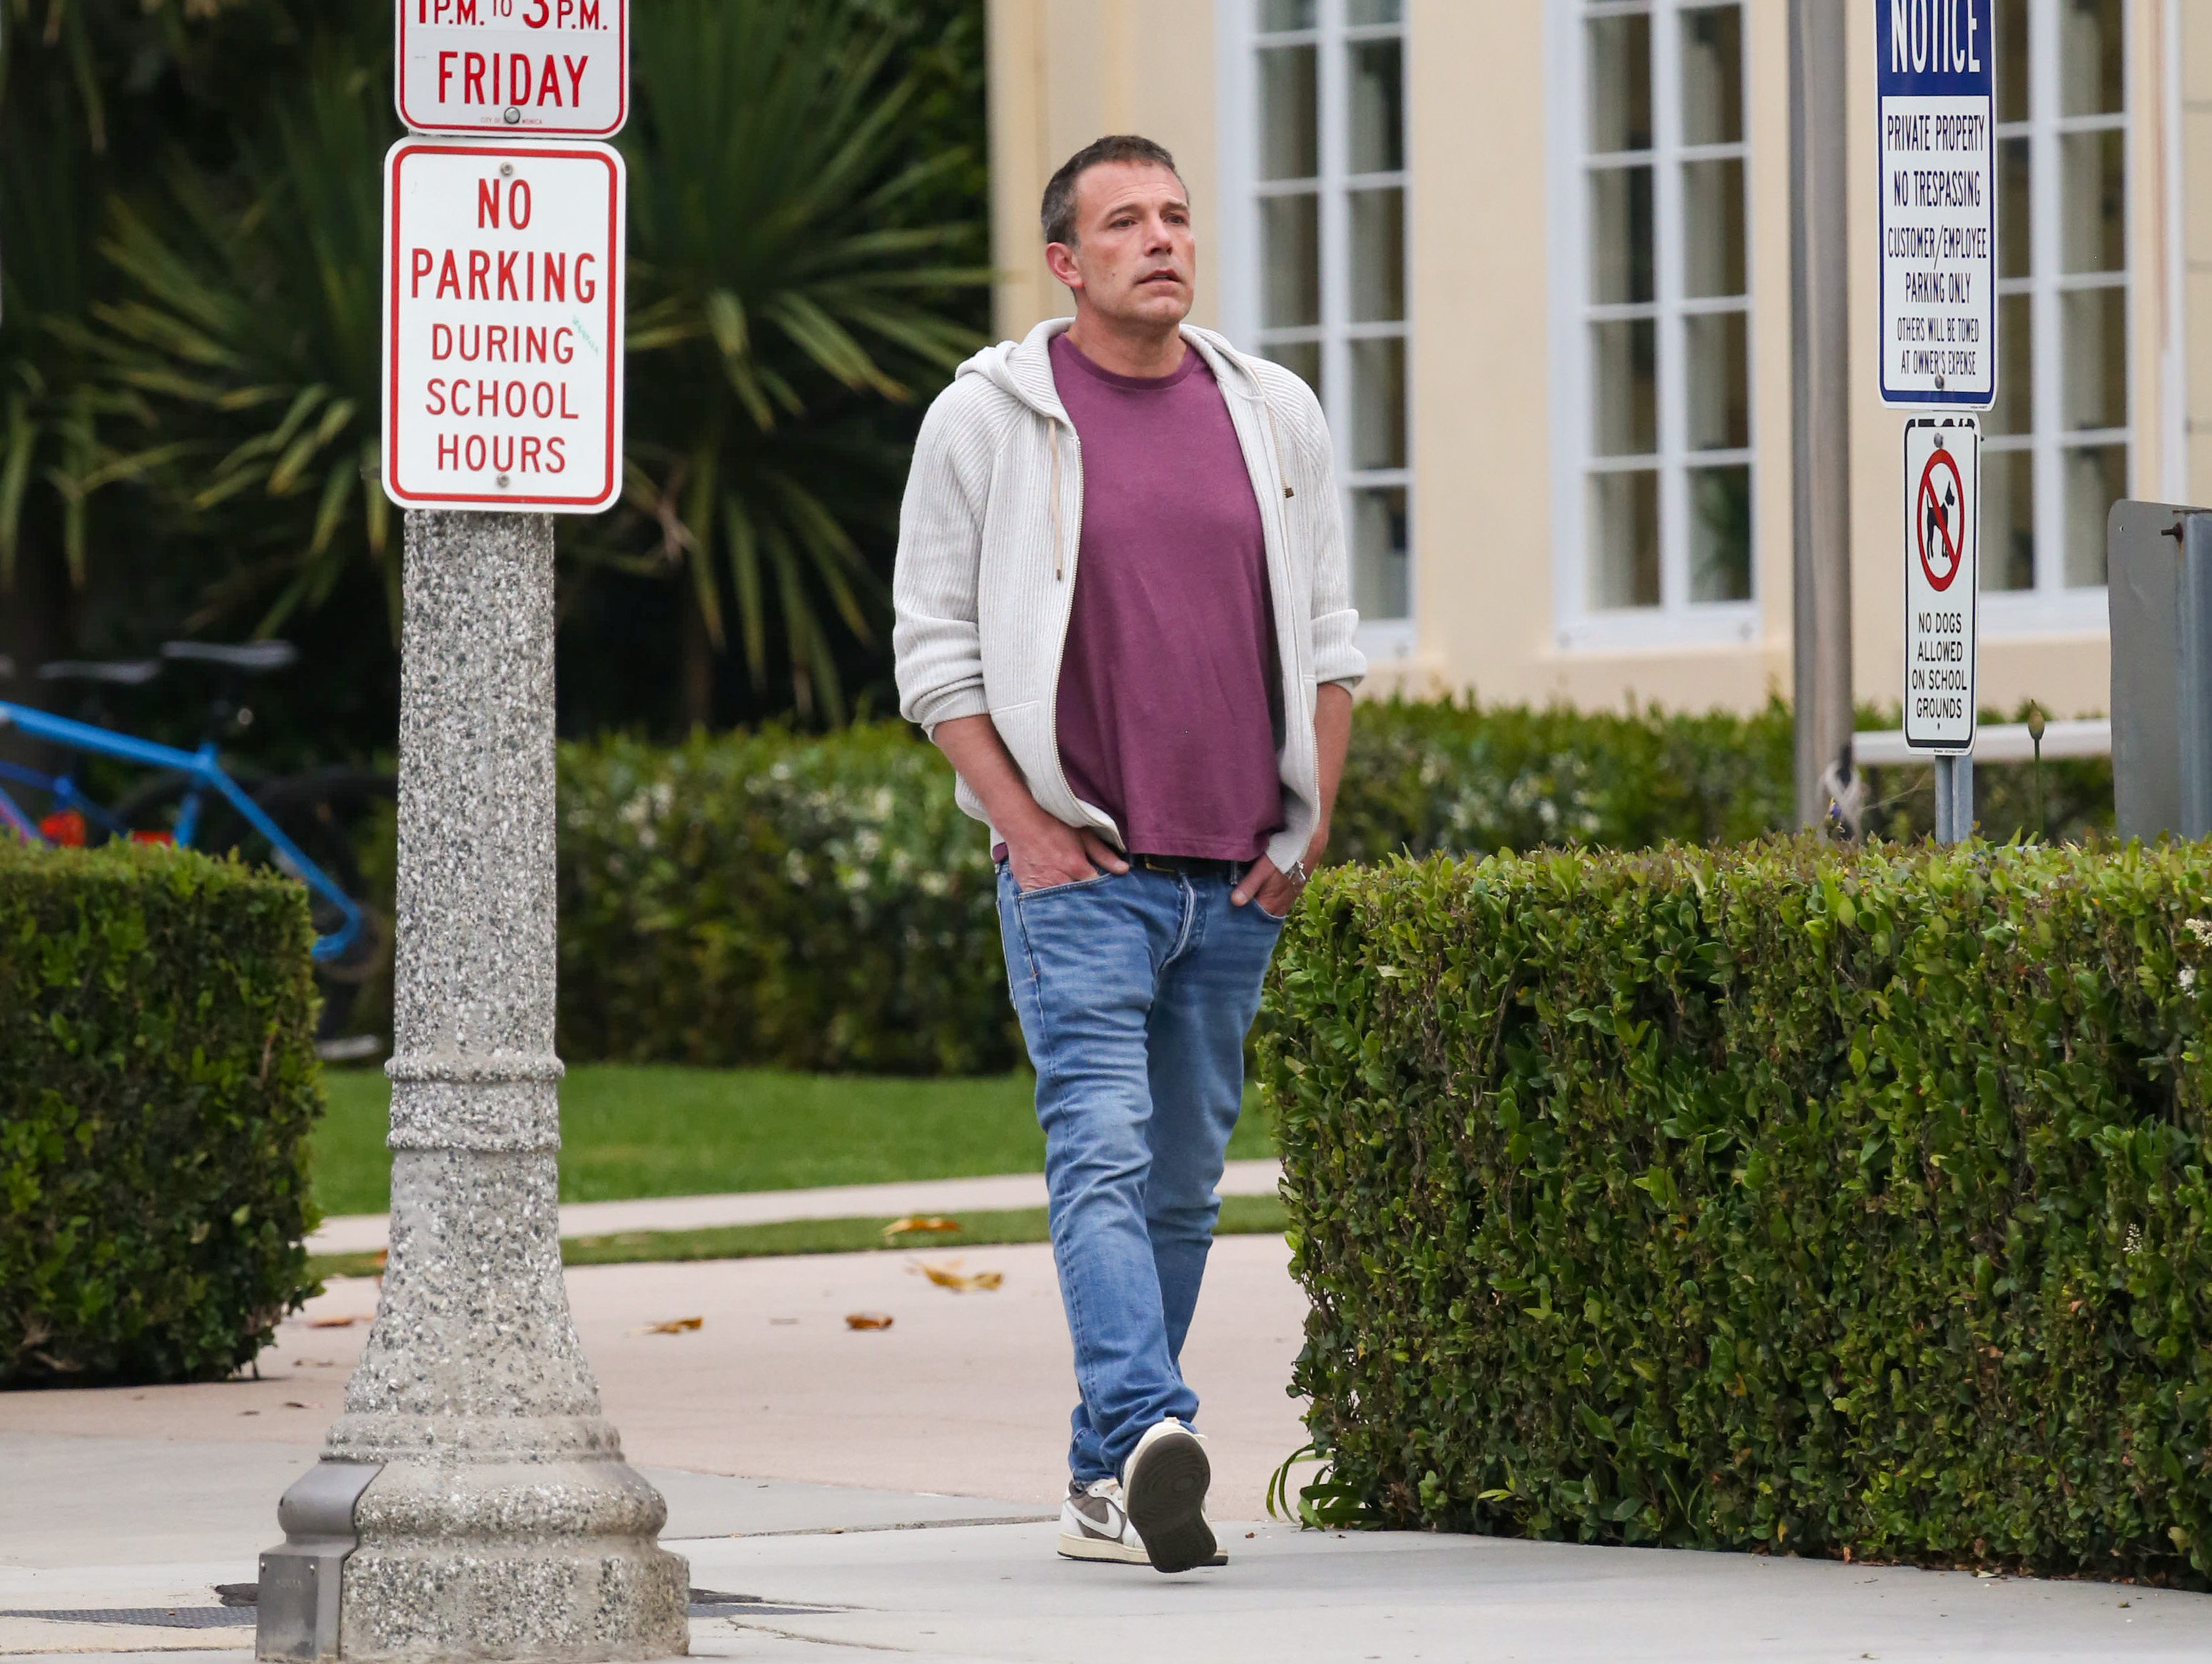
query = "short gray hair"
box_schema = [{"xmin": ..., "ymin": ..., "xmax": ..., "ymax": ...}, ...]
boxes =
[{"xmin": 1040, "ymin": 135, "xmax": 1184, "ymax": 247}]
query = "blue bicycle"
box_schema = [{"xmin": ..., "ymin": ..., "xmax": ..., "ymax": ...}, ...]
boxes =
[{"xmin": 0, "ymin": 644, "xmax": 390, "ymax": 993}]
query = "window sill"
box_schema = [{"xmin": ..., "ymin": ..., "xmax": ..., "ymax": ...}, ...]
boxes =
[{"xmin": 1553, "ymin": 604, "xmax": 1762, "ymax": 656}]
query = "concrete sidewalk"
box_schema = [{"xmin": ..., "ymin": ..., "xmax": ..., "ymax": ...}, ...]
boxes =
[
  {"xmin": 305, "ymin": 1159, "xmax": 1285, "ymax": 1256},
  {"xmin": 2, "ymin": 1432, "xmax": 2205, "ymax": 1663},
  {"xmin": 5, "ymin": 1232, "xmax": 2208, "ymax": 1660},
  {"xmin": 1, "ymin": 1236, "xmax": 1310, "ymax": 1516}
]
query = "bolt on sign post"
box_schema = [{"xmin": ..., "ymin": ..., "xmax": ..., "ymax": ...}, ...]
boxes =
[
  {"xmin": 397, "ymin": 0, "xmax": 629, "ymax": 138},
  {"xmin": 255, "ymin": 6, "xmax": 683, "ymax": 1663},
  {"xmin": 1877, "ymin": 0, "xmax": 1996, "ymax": 842}
]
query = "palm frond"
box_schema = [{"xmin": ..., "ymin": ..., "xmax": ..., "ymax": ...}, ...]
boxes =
[{"xmin": 599, "ymin": 0, "xmax": 989, "ymax": 721}]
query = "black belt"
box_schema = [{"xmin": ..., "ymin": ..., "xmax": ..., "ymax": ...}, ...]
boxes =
[{"xmin": 1127, "ymin": 853, "xmax": 1241, "ymax": 881}]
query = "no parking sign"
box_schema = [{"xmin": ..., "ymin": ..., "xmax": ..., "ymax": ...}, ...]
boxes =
[{"xmin": 1902, "ymin": 417, "xmax": 1979, "ymax": 754}]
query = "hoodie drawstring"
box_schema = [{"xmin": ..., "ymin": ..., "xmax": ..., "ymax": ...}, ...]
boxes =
[
  {"xmin": 1261, "ymin": 400, "xmax": 1296, "ymax": 500},
  {"xmin": 1050, "ymin": 425, "xmax": 1065, "ymax": 579}
]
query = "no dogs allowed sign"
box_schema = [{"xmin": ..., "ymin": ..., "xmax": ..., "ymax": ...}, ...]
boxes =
[
  {"xmin": 380, "ymin": 138, "xmax": 627, "ymax": 512},
  {"xmin": 1902, "ymin": 417, "xmax": 1979, "ymax": 754}
]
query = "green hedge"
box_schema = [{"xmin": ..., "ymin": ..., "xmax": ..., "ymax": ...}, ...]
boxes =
[
  {"xmin": 557, "ymin": 726, "xmax": 1015, "ymax": 1072},
  {"xmin": 1334, "ymin": 697, "xmax": 2112, "ymax": 858},
  {"xmin": 1330, "ymin": 699, "xmax": 1793, "ymax": 859},
  {"xmin": 1264, "ymin": 836, "xmax": 2211, "ymax": 1582},
  {"xmin": 548, "ymin": 701, "xmax": 2114, "ymax": 1071},
  {"xmin": 1, "ymin": 842, "xmax": 323, "ymax": 1386},
  {"xmin": 554, "ymin": 704, "xmax": 1798, "ymax": 1071}
]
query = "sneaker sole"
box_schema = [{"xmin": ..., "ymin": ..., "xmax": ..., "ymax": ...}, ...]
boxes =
[
  {"xmin": 1057, "ymin": 1535, "xmax": 1228, "ymax": 1568},
  {"xmin": 1056, "ymin": 1530, "xmax": 1150, "ymax": 1565},
  {"xmin": 1124, "ymin": 1429, "xmax": 1216, "ymax": 1574}
]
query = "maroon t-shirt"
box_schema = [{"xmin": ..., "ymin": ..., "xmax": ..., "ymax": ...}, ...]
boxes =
[{"xmin": 1047, "ymin": 333, "xmax": 1284, "ymax": 861}]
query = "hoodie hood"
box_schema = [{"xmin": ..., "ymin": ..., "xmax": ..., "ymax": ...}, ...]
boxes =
[{"xmin": 955, "ymin": 316, "xmax": 1269, "ymax": 425}]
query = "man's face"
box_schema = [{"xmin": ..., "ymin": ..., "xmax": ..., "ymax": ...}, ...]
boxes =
[{"xmin": 1048, "ymin": 162, "xmax": 1196, "ymax": 328}]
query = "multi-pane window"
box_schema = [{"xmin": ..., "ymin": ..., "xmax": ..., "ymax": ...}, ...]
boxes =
[
  {"xmin": 1564, "ymin": 1, "xmax": 1753, "ymax": 631},
  {"xmin": 1251, "ymin": 0, "xmax": 1411, "ymax": 623},
  {"xmin": 1984, "ymin": 0, "xmax": 2128, "ymax": 602}
]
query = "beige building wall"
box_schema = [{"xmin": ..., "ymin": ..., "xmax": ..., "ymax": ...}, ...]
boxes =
[
  {"xmin": 1402, "ymin": 0, "xmax": 1795, "ymax": 712},
  {"xmin": 2184, "ymin": 0, "xmax": 2212, "ymax": 499},
  {"xmin": 987, "ymin": 0, "xmax": 2193, "ymax": 721},
  {"xmin": 987, "ymin": 0, "xmax": 1222, "ymax": 338}
]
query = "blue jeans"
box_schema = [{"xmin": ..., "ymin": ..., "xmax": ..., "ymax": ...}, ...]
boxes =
[{"xmin": 995, "ymin": 861, "xmax": 1285, "ymax": 1483}]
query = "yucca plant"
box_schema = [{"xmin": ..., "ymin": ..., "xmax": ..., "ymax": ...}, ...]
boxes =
[
  {"xmin": 84, "ymin": 33, "xmax": 395, "ymax": 641},
  {"xmin": 604, "ymin": 0, "xmax": 988, "ymax": 723},
  {"xmin": 0, "ymin": 0, "xmax": 245, "ymax": 656},
  {"xmin": 85, "ymin": 0, "xmax": 986, "ymax": 729}
]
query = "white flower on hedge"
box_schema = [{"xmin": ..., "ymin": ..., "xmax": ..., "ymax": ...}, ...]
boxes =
[
  {"xmin": 616, "ymin": 781, "xmax": 674, "ymax": 848},
  {"xmin": 2186, "ymin": 918, "xmax": 2212, "ymax": 948},
  {"xmin": 2183, "ymin": 968, "xmax": 2198, "ymax": 991}
]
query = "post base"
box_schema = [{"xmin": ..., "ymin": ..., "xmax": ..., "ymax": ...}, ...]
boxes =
[{"xmin": 327, "ymin": 1453, "xmax": 688, "ymax": 1663}]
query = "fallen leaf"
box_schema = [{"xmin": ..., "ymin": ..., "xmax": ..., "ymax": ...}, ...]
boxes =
[
  {"xmin": 281, "ymin": 1401, "xmax": 323, "ymax": 1410},
  {"xmin": 881, "ymin": 1216, "xmax": 962, "ymax": 1242},
  {"xmin": 308, "ymin": 1315, "xmax": 370, "ymax": 1329},
  {"xmin": 769, "ymin": 1318, "xmax": 799, "ymax": 1326},
  {"xmin": 845, "ymin": 1312, "xmax": 894, "ymax": 1331},
  {"xmin": 634, "ymin": 1317, "xmax": 704, "ymax": 1335},
  {"xmin": 911, "ymin": 1259, "xmax": 1003, "ymax": 1292}
]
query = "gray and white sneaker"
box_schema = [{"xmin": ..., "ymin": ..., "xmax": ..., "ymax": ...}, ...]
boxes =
[
  {"xmin": 1122, "ymin": 1418, "xmax": 1217, "ymax": 1573},
  {"xmin": 1057, "ymin": 1476, "xmax": 1147, "ymax": 1563},
  {"xmin": 1057, "ymin": 1471, "xmax": 1229, "ymax": 1568}
]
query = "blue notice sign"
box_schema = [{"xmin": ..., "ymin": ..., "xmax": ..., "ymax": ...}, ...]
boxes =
[{"xmin": 1874, "ymin": 0, "xmax": 1997, "ymax": 408}]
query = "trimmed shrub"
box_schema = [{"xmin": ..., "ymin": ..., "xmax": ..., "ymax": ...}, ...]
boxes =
[
  {"xmin": 549, "ymin": 703, "xmax": 2115, "ymax": 1072},
  {"xmin": 1335, "ymin": 696, "xmax": 2113, "ymax": 858},
  {"xmin": 1, "ymin": 841, "xmax": 323, "ymax": 1387},
  {"xmin": 1331, "ymin": 698, "xmax": 1795, "ymax": 859},
  {"xmin": 556, "ymin": 726, "xmax": 1017, "ymax": 1072},
  {"xmin": 1263, "ymin": 836, "xmax": 2212, "ymax": 1582}
]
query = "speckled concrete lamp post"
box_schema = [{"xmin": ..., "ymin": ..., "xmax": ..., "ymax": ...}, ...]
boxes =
[{"xmin": 257, "ymin": 511, "xmax": 689, "ymax": 1664}]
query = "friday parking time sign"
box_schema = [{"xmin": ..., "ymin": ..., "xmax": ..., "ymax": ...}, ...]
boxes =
[
  {"xmin": 397, "ymin": 0, "xmax": 628, "ymax": 138},
  {"xmin": 381, "ymin": 138, "xmax": 626, "ymax": 512},
  {"xmin": 1875, "ymin": 0, "xmax": 1997, "ymax": 407}
]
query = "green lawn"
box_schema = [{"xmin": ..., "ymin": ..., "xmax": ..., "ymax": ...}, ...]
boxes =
[
  {"xmin": 308, "ymin": 1193, "xmax": 1290, "ymax": 1282},
  {"xmin": 313, "ymin": 1065, "xmax": 1278, "ymax": 1217}
]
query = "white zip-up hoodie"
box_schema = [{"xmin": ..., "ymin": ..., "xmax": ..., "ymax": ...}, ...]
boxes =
[{"xmin": 893, "ymin": 316, "xmax": 1366, "ymax": 877}]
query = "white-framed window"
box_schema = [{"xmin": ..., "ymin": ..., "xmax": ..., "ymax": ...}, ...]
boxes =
[
  {"xmin": 1982, "ymin": 0, "xmax": 2129, "ymax": 630},
  {"xmin": 1547, "ymin": 0, "xmax": 1757, "ymax": 651},
  {"xmin": 1216, "ymin": 0, "xmax": 1413, "ymax": 646}
]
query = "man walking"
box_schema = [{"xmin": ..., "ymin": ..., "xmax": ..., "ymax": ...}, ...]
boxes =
[{"xmin": 893, "ymin": 135, "xmax": 1364, "ymax": 1574}]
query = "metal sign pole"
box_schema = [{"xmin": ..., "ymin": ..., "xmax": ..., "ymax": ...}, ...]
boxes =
[
  {"xmin": 1789, "ymin": 0, "xmax": 1854, "ymax": 830},
  {"xmin": 1932, "ymin": 751, "xmax": 1974, "ymax": 846}
]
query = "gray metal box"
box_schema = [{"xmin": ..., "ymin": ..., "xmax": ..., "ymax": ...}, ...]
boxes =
[{"xmin": 2109, "ymin": 500, "xmax": 2212, "ymax": 841}]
